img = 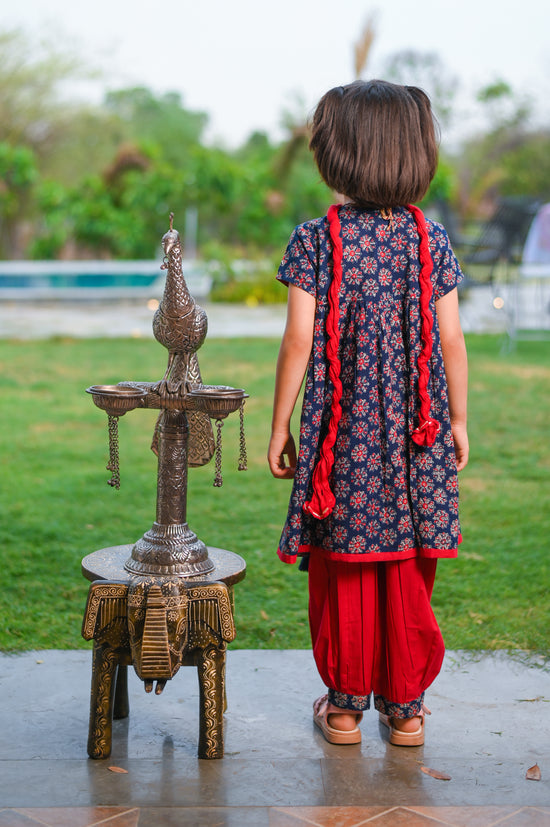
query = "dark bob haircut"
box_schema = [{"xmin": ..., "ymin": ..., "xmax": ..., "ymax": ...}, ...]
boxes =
[{"xmin": 309, "ymin": 79, "xmax": 439, "ymax": 209}]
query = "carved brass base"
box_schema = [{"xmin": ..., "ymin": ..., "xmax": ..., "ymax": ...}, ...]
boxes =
[
  {"xmin": 81, "ymin": 545, "xmax": 246, "ymax": 760},
  {"xmin": 127, "ymin": 521, "xmax": 214, "ymax": 576}
]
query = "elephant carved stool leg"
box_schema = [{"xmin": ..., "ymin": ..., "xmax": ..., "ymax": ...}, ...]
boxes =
[
  {"xmin": 82, "ymin": 578, "xmax": 236, "ymax": 759},
  {"xmin": 183, "ymin": 643, "xmax": 227, "ymax": 759},
  {"xmin": 87, "ymin": 642, "xmax": 130, "ymax": 759},
  {"xmin": 82, "ymin": 583, "xmax": 130, "ymax": 759}
]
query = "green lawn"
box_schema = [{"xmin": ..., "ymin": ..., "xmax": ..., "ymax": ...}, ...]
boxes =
[{"xmin": 0, "ymin": 333, "xmax": 548, "ymax": 654}]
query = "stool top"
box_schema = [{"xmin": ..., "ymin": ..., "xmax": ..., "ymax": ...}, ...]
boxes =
[{"xmin": 82, "ymin": 545, "xmax": 247, "ymax": 587}]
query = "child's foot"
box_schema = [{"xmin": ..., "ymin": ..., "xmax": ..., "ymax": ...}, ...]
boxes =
[{"xmin": 313, "ymin": 695, "xmax": 362, "ymax": 744}]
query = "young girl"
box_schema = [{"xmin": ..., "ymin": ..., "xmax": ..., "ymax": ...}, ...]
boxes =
[{"xmin": 268, "ymin": 80, "xmax": 468, "ymax": 747}]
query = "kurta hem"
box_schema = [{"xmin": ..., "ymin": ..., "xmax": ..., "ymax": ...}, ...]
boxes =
[{"xmin": 278, "ymin": 540, "xmax": 460, "ymax": 565}]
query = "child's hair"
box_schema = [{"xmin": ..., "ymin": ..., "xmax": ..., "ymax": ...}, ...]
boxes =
[{"xmin": 309, "ymin": 79, "xmax": 439, "ymax": 209}]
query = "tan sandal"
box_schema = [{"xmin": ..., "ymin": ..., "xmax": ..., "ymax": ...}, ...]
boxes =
[
  {"xmin": 379, "ymin": 704, "xmax": 430, "ymax": 746},
  {"xmin": 313, "ymin": 695, "xmax": 362, "ymax": 745}
]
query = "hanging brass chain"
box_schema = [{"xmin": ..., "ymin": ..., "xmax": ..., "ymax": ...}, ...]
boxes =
[
  {"xmin": 213, "ymin": 419, "xmax": 224, "ymax": 487},
  {"xmin": 106, "ymin": 414, "xmax": 121, "ymax": 489},
  {"xmin": 238, "ymin": 400, "xmax": 248, "ymax": 471}
]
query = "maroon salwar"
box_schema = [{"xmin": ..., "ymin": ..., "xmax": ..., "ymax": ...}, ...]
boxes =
[{"xmin": 308, "ymin": 553, "xmax": 445, "ymax": 716}]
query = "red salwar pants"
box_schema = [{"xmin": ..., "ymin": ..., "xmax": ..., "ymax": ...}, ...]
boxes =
[{"xmin": 308, "ymin": 554, "xmax": 445, "ymax": 717}]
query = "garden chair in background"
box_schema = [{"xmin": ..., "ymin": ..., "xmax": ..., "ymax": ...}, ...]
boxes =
[{"xmin": 461, "ymin": 196, "xmax": 541, "ymax": 284}]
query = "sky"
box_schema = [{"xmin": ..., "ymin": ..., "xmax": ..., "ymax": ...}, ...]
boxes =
[{"xmin": 3, "ymin": 0, "xmax": 550, "ymax": 148}]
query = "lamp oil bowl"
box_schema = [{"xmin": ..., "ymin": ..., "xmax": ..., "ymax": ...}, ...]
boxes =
[
  {"xmin": 86, "ymin": 384, "xmax": 148, "ymax": 416},
  {"xmin": 187, "ymin": 385, "xmax": 248, "ymax": 420}
]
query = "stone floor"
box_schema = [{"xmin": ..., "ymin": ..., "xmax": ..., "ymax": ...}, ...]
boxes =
[{"xmin": 0, "ymin": 649, "xmax": 548, "ymax": 825}]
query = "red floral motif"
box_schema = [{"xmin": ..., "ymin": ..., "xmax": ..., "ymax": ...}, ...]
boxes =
[
  {"xmin": 349, "ymin": 535, "xmax": 366, "ymax": 553},
  {"xmin": 350, "ymin": 490, "xmax": 368, "ymax": 508},
  {"xmin": 379, "ymin": 268, "xmax": 392, "ymax": 286},
  {"xmin": 366, "ymin": 479, "xmax": 381, "ymax": 496},
  {"xmin": 351, "ymin": 513, "xmax": 367, "ymax": 529},
  {"xmin": 351, "ymin": 444, "xmax": 368, "ymax": 462},
  {"xmin": 379, "ymin": 506, "xmax": 396, "ymax": 524},
  {"xmin": 433, "ymin": 488, "xmax": 449, "ymax": 505}
]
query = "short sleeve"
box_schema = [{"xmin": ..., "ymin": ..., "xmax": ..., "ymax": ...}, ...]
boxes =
[
  {"xmin": 428, "ymin": 221, "xmax": 464, "ymax": 300},
  {"xmin": 277, "ymin": 224, "xmax": 318, "ymax": 297}
]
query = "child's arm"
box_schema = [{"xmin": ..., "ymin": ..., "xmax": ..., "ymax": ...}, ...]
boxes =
[
  {"xmin": 268, "ymin": 284, "xmax": 316, "ymax": 479},
  {"xmin": 436, "ymin": 287, "xmax": 469, "ymax": 471}
]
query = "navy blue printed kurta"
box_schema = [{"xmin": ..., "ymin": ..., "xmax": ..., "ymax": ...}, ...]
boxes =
[{"xmin": 277, "ymin": 204, "xmax": 463, "ymax": 564}]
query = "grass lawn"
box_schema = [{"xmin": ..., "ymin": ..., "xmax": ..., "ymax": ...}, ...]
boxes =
[{"xmin": 0, "ymin": 332, "xmax": 548, "ymax": 654}]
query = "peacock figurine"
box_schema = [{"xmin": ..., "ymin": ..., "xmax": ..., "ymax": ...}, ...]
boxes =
[
  {"xmin": 152, "ymin": 213, "xmax": 214, "ymax": 467},
  {"xmin": 153, "ymin": 212, "xmax": 208, "ymax": 396}
]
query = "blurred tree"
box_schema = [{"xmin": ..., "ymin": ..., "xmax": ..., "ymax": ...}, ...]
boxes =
[
  {"xmin": 498, "ymin": 131, "xmax": 550, "ymax": 198},
  {"xmin": 0, "ymin": 142, "xmax": 38, "ymax": 257},
  {"xmin": 31, "ymin": 162, "xmax": 190, "ymax": 259},
  {"xmin": 17, "ymin": 23, "xmax": 549, "ymax": 275},
  {"xmin": 0, "ymin": 29, "xmax": 82, "ymax": 155},
  {"xmin": 0, "ymin": 28, "xmax": 124, "ymax": 184},
  {"xmin": 104, "ymin": 87, "xmax": 208, "ymax": 168},
  {"xmin": 457, "ymin": 80, "xmax": 549, "ymax": 216},
  {"xmin": 475, "ymin": 80, "xmax": 530, "ymax": 130},
  {"xmin": 381, "ymin": 49, "xmax": 458, "ymax": 128}
]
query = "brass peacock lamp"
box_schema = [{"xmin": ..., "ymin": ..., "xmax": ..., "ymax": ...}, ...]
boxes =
[{"xmin": 86, "ymin": 213, "xmax": 248, "ymax": 577}]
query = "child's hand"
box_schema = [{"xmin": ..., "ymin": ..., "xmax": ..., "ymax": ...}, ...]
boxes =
[
  {"xmin": 452, "ymin": 423, "xmax": 469, "ymax": 471},
  {"xmin": 268, "ymin": 433, "xmax": 297, "ymax": 479}
]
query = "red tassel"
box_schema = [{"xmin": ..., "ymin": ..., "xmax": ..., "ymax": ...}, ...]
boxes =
[
  {"xmin": 303, "ymin": 493, "xmax": 335, "ymax": 520},
  {"xmin": 303, "ymin": 204, "xmax": 344, "ymax": 520},
  {"xmin": 411, "ymin": 417, "xmax": 440, "ymax": 447}
]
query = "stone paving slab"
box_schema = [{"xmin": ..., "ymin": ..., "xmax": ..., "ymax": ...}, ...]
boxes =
[{"xmin": 0, "ymin": 649, "xmax": 548, "ymax": 810}]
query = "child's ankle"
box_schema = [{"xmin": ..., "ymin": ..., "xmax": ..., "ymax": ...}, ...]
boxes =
[
  {"xmin": 392, "ymin": 715, "xmax": 422, "ymax": 732},
  {"xmin": 327, "ymin": 712, "xmax": 358, "ymax": 732}
]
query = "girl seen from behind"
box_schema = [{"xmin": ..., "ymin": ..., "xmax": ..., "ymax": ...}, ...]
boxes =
[{"xmin": 268, "ymin": 80, "xmax": 468, "ymax": 746}]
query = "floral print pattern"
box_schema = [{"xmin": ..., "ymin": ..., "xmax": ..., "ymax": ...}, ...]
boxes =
[
  {"xmin": 328, "ymin": 687, "xmax": 424, "ymax": 717},
  {"xmin": 277, "ymin": 205, "xmax": 463, "ymax": 564}
]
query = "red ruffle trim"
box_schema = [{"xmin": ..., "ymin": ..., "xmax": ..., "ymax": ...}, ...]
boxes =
[
  {"xmin": 303, "ymin": 204, "xmax": 344, "ymax": 520},
  {"xmin": 407, "ymin": 204, "xmax": 440, "ymax": 446},
  {"xmin": 303, "ymin": 204, "xmax": 441, "ymax": 522}
]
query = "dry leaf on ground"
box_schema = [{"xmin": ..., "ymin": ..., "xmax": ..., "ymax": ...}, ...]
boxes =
[
  {"xmin": 421, "ymin": 766, "xmax": 452, "ymax": 781},
  {"xmin": 108, "ymin": 766, "xmax": 129, "ymax": 774},
  {"xmin": 526, "ymin": 764, "xmax": 541, "ymax": 781}
]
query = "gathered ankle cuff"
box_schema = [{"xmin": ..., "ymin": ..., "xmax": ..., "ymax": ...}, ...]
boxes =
[
  {"xmin": 327, "ymin": 689, "xmax": 372, "ymax": 711},
  {"xmin": 374, "ymin": 692, "xmax": 424, "ymax": 719}
]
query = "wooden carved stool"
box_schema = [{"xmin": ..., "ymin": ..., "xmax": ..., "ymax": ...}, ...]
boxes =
[{"xmin": 81, "ymin": 545, "xmax": 246, "ymax": 760}]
